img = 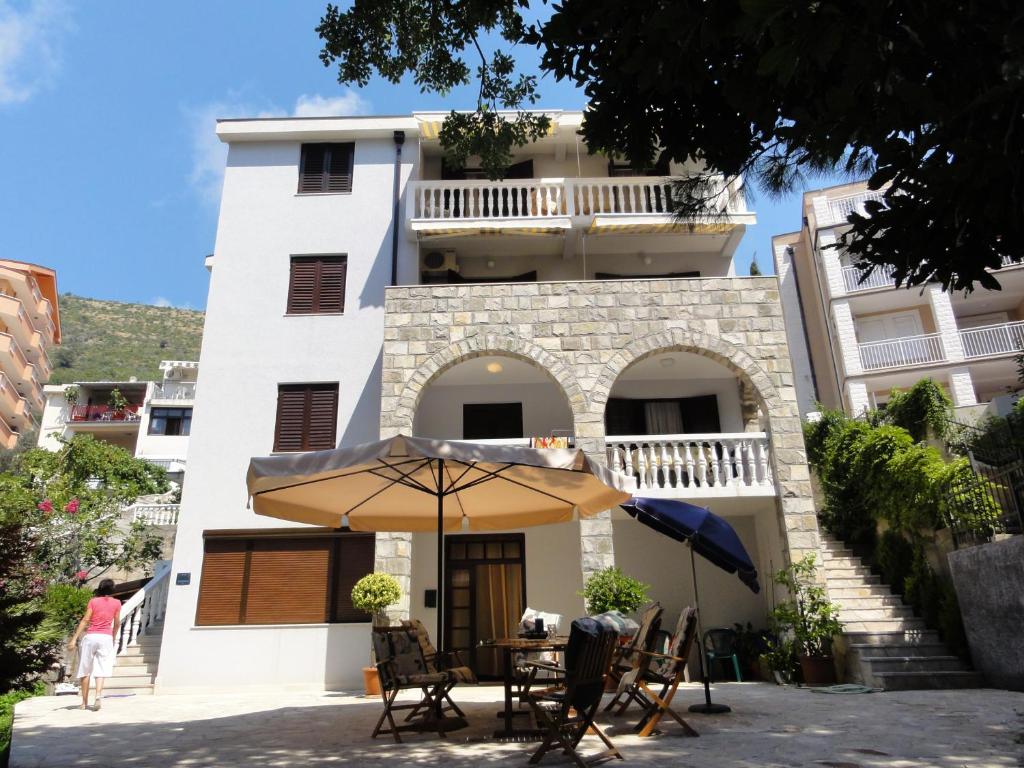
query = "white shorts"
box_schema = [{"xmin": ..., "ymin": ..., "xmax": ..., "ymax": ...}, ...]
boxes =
[{"xmin": 77, "ymin": 634, "xmax": 115, "ymax": 679}]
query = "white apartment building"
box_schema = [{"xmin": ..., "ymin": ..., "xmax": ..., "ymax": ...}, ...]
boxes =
[
  {"xmin": 154, "ymin": 111, "xmax": 818, "ymax": 693},
  {"xmin": 774, "ymin": 181, "xmax": 1024, "ymax": 417},
  {"xmin": 38, "ymin": 360, "xmax": 197, "ymax": 525}
]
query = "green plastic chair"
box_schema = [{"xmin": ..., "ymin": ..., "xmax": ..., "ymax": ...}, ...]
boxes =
[{"xmin": 703, "ymin": 628, "xmax": 742, "ymax": 682}]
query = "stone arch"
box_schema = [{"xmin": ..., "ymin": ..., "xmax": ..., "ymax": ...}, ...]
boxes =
[
  {"xmin": 390, "ymin": 335, "xmax": 587, "ymax": 434},
  {"xmin": 589, "ymin": 327, "xmax": 785, "ymax": 418}
]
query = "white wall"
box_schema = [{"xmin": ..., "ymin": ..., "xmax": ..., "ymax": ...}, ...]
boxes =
[
  {"xmin": 449, "ymin": 251, "xmax": 734, "ymax": 283},
  {"xmin": 414, "ymin": 382, "xmax": 574, "ymax": 439},
  {"xmin": 158, "ymin": 135, "xmax": 420, "ymax": 692}
]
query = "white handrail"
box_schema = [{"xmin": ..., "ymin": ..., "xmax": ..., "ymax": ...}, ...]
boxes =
[
  {"xmin": 115, "ymin": 560, "xmax": 171, "ymax": 656},
  {"xmin": 826, "ymin": 191, "xmax": 885, "ymax": 226},
  {"xmin": 960, "ymin": 321, "xmax": 1024, "ymax": 359},
  {"xmin": 605, "ymin": 433, "xmax": 773, "ymax": 493},
  {"xmin": 858, "ymin": 333, "xmax": 945, "ymax": 371},
  {"xmin": 131, "ymin": 504, "xmax": 180, "ymax": 525},
  {"xmin": 842, "ymin": 265, "xmax": 896, "ymax": 292}
]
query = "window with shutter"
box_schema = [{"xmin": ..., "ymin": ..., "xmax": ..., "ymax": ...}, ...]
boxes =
[
  {"xmin": 298, "ymin": 143, "xmax": 354, "ymax": 194},
  {"xmin": 195, "ymin": 531, "xmax": 375, "ymax": 626},
  {"xmin": 274, "ymin": 383, "xmax": 338, "ymax": 452},
  {"xmin": 287, "ymin": 256, "xmax": 346, "ymax": 314}
]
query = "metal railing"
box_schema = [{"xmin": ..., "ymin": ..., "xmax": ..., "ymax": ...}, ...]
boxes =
[
  {"xmin": 153, "ymin": 381, "xmax": 196, "ymax": 400},
  {"xmin": 826, "ymin": 191, "xmax": 885, "ymax": 226},
  {"xmin": 68, "ymin": 404, "xmax": 142, "ymax": 422},
  {"xmin": 130, "ymin": 504, "xmax": 180, "ymax": 526},
  {"xmin": 842, "ymin": 265, "xmax": 896, "ymax": 293},
  {"xmin": 959, "ymin": 321, "xmax": 1024, "ymax": 359},
  {"xmin": 605, "ymin": 433, "xmax": 774, "ymax": 496},
  {"xmin": 144, "ymin": 457, "xmax": 187, "ymax": 471},
  {"xmin": 858, "ymin": 333, "xmax": 945, "ymax": 371},
  {"xmin": 115, "ymin": 561, "xmax": 171, "ymax": 655}
]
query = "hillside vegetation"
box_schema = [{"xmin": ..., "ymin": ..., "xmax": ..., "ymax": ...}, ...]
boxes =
[{"xmin": 47, "ymin": 295, "xmax": 205, "ymax": 385}]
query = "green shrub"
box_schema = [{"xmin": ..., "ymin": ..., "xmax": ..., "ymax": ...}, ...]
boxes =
[
  {"xmin": 350, "ymin": 573, "xmax": 402, "ymax": 620},
  {"xmin": 0, "ymin": 682, "xmax": 44, "ymax": 767},
  {"xmin": 36, "ymin": 584, "xmax": 92, "ymax": 643},
  {"xmin": 883, "ymin": 379, "xmax": 952, "ymax": 442},
  {"xmin": 875, "ymin": 530, "xmax": 914, "ymax": 596},
  {"xmin": 769, "ymin": 555, "xmax": 844, "ymax": 658},
  {"xmin": 580, "ymin": 567, "xmax": 649, "ymax": 615}
]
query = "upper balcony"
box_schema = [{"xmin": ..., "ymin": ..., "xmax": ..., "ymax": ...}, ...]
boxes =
[
  {"xmin": 0, "ymin": 372, "xmax": 29, "ymax": 426},
  {"xmin": 151, "ymin": 380, "xmax": 196, "ymax": 404},
  {"xmin": 407, "ymin": 175, "xmax": 753, "ymax": 244},
  {"xmin": 0, "ymin": 414, "xmax": 16, "ymax": 450},
  {"xmin": 814, "ymin": 189, "xmax": 886, "ymax": 229}
]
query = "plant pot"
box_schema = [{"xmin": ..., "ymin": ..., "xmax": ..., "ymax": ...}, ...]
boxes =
[
  {"xmin": 798, "ymin": 654, "xmax": 836, "ymax": 687},
  {"xmin": 362, "ymin": 666, "xmax": 381, "ymax": 697}
]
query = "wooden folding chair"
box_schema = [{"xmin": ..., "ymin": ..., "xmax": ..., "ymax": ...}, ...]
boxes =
[
  {"xmin": 400, "ymin": 618, "xmax": 475, "ymax": 720},
  {"xmin": 603, "ymin": 602, "xmax": 662, "ymax": 712},
  {"xmin": 624, "ymin": 607, "xmax": 700, "ymax": 738},
  {"xmin": 370, "ymin": 627, "xmax": 451, "ymax": 743},
  {"xmin": 522, "ymin": 618, "xmax": 623, "ymax": 768}
]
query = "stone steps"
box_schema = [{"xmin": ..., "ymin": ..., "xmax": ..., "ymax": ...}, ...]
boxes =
[
  {"xmin": 818, "ymin": 533, "xmax": 981, "ymax": 691},
  {"xmin": 105, "ymin": 623, "xmax": 163, "ymax": 697}
]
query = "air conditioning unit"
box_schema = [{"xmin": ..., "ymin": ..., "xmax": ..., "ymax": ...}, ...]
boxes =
[
  {"xmin": 422, "ymin": 249, "xmax": 459, "ymax": 273},
  {"xmin": 164, "ymin": 369, "xmax": 180, "ymax": 380}
]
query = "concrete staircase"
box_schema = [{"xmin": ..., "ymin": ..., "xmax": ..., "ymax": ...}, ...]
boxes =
[
  {"xmin": 819, "ymin": 535, "xmax": 983, "ymax": 690},
  {"xmin": 104, "ymin": 620, "xmax": 163, "ymax": 696}
]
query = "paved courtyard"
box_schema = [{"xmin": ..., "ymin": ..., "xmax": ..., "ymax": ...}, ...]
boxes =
[{"xmin": 11, "ymin": 682, "xmax": 1024, "ymax": 767}]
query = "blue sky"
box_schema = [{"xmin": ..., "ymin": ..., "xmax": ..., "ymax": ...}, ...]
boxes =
[{"xmin": 0, "ymin": 1, "xmax": 818, "ymax": 310}]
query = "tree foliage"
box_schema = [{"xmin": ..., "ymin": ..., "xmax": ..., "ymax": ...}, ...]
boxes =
[
  {"xmin": 318, "ymin": 0, "xmax": 1024, "ymax": 290},
  {"xmin": 580, "ymin": 566, "xmax": 649, "ymax": 614}
]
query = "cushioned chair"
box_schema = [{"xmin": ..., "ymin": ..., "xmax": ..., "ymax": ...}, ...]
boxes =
[
  {"xmin": 400, "ymin": 618, "xmax": 476, "ymax": 720},
  {"xmin": 371, "ymin": 627, "xmax": 452, "ymax": 742},
  {"xmin": 522, "ymin": 617, "xmax": 622, "ymax": 767},
  {"xmin": 703, "ymin": 628, "xmax": 742, "ymax": 682}
]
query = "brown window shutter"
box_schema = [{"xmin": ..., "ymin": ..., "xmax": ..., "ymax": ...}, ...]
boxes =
[
  {"xmin": 316, "ymin": 257, "xmax": 347, "ymax": 313},
  {"xmin": 195, "ymin": 539, "xmax": 248, "ymax": 626},
  {"xmin": 244, "ymin": 538, "xmax": 332, "ymax": 624},
  {"xmin": 331, "ymin": 535, "xmax": 376, "ymax": 622},
  {"xmin": 324, "ymin": 144, "xmax": 354, "ymax": 194},
  {"xmin": 287, "ymin": 259, "xmax": 318, "ymax": 314},
  {"xmin": 298, "ymin": 145, "xmax": 328, "ymax": 193},
  {"xmin": 305, "ymin": 384, "xmax": 339, "ymax": 450},
  {"xmin": 274, "ymin": 386, "xmax": 308, "ymax": 452}
]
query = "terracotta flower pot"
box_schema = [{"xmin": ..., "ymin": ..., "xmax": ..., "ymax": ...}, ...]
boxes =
[
  {"xmin": 798, "ymin": 654, "xmax": 836, "ymax": 687},
  {"xmin": 362, "ymin": 666, "xmax": 381, "ymax": 697}
]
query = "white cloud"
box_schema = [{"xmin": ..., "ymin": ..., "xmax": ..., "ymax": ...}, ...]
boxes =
[
  {"xmin": 0, "ymin": 0, "xmax": 71, "ymax": 106},
  {"xmin": 293, "ymin": 90, "xmax": 369, "ymax": 118},
  {"xmin": 186, "ymin": 90, "xmax": 370, "ymax": 206}
]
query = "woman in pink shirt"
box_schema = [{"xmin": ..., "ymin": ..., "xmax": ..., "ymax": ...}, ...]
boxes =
[{"xmin": 68, "ymin": 578, "xmax": 121, "ymax": 711}]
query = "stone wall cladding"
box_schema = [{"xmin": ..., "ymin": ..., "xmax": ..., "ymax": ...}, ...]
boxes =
[{"xmin": 379, "ymin": 277, "xmax": 820, "ymax": 596}]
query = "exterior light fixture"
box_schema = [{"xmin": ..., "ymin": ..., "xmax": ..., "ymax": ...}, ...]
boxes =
[
  {"xmin": 486, "ymin": 362, "xmax": 503, "ymax": 374},
  {"xmin": 659, "ymin": 357, "xmax": 676, "ymax": 369}
]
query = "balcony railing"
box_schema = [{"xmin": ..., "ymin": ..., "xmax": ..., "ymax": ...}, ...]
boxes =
[
  {"xmin": 826, "ymin": 191, "xmax": 885, "ymax": 226},
  {"xmin": 960, "ymin": 321, "xmax": 1024, "ymax": 359},
  {"xmin": 408, "ymin": 176, "xmax": 737, "ymax": 224},
  {"xmin": 842, "ymin": 265, "xmax": 896, "ymax": 293},
  {"xmin": 859, "ymin": 333, "xmax": 945, "ymax": 371},
  {"xmin": 153, "ymin": 381, "xmax": 197, "ymax": 401},
  {"xmin": 69, "ymin": 404, "xmax": 142, "ymax": 423},
  {"xmin": 130, "ymin": 504, "xmax": 180, "ymax": 526},
  {"xmin": 605, "ymin": 433, "xmax": 774, "ymax": 497}
]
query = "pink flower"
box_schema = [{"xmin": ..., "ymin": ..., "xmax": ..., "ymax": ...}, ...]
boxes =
[
  {"xmin": 74, "ymin": 570, "xmax": 89, "ymax": 583},
  {"xmin": 64, "ymin": 498, "xmax": 79, "ymax": 514},
  {"xmin": 36, "ymin": 499, "xmax": 53, "ymax": 513}
]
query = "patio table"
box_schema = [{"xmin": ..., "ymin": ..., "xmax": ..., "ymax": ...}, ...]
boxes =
[{"xmin": 490, "ymin": 636, "xmax": 568, "ymax": 739}]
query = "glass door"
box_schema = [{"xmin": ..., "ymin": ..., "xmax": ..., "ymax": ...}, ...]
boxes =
[{"xmin": 444, "ymin": 534, "xmax": 526, "ymax": 679}]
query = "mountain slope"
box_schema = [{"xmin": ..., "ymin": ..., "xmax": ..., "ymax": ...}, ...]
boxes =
[{"xmin": 47, "ymin": 295, "xmax": 205, "ymax": 385}]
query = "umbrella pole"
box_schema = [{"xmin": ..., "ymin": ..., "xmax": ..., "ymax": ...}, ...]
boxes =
[
  {"xmin": 687, "ymin": 543, "xmax": 731, "ymax": 715},
  {"xmin": 436, "ymin": 457, "xmax": 445, "ymax": 653}
]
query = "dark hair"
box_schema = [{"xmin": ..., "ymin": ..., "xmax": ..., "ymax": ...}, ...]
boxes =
[{"xmin": 95, "ymin": 579, "xmax": 116, "ymax": 597}]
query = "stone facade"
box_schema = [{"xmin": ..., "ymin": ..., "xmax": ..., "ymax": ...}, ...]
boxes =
[{"xmin": 377, "ymin": 277, "xmax": 819, "ymax": 609}]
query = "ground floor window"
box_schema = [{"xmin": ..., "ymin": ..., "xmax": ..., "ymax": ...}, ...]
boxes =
[{"xmin": 195, "ymin": 530, "xmax": 375, "ymax": 626}]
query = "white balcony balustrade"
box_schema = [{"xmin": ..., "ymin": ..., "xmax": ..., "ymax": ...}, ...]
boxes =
[
  {"xmin": 960, "ymin": 321, "xmax": 1024, "ymax": 359},
  {"xmin": 826, "ymin": 191, "xmax": 886, "ymax": 226},
  {"xmin": 858, "ymin": 333, "xmax": 945, "ymax": 371},
  {"xmin": 154, "ymin": 381, "xmax": 196, "ymax": 401},
  {"xmin": 605, "ymin": 433, "xmax": 774, "ymax": 498},
  {"xmin": 130, "ymin": 503, "xmax": 180, "ymax": 525},
  {"xmin": 115, "ymin": 561, "xmax": 170, "ymax": 656},
  {"xmin": 842, "ymin": 265, "xmax": 896, "ymax": 293}
]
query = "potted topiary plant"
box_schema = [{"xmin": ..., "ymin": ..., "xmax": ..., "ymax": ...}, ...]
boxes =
[
  {"xmin": 108, "ymin": 387, "xmax": 129, "ymax": 420},
  {"xmin": 580, "ymin": 566, "xmax": 650, "ymax": 616},
  {"xmin": 351, "ymin": 572, "xmax": 402, "ymax": 696},
  {"xmin": 769, "ymin": 554, "xmax": 844, "ymax": 686}
]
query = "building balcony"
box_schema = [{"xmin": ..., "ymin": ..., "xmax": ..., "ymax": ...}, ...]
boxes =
[
  {"xmin": 0, "ymin": 372, "xmax": 28, "ymax": 424},
  {"xmin": 407, "ymin": 175, "xmax": 750, "ymax": 238},
  {"xmin": 127, "ymin": 503, "xmax": 180, "ymax": 526},
  {"xmin": 151, "ymin": 381, "xmax": 196, "ymax": 404},
  {"xmin": 960, "ymin": 321, "xmax": 1024, "ymax": 360},
  {"xmin": 858, "ymin": 333, "xmax": 946, "ymax": 372},
  {"xmin": 842, "ymin": 265, "xmax": 896, "ymax": 293},
  {"xmin": 820, "ymin": 190, "xmax": 886, "ymax": 228},
  {"xmin": 0, "ymin": 416, "xmax": 17, "ymax": 450},
  {"xmin": 67, "ymin": 404, "xmax": 142, "ymax": 424},
  {"xmin": 0, "ymin": 294, "xmax": 43, "ymax": 361}
]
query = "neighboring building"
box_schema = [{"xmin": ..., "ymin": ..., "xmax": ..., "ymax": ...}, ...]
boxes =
[
  {"xmin": 0, "ymin": 260, "xmax": 61, "ymax": 448},
  {"xmin": 774, "ymin": 181, "xmax": 1024, "ymax": 417},
  {"xmin": 154, "ymin": 111, "xmax": 818, "ymax": 693},
  {"xmin": 38, "ymin": 360, "xmax": 196, "ymax": 525}
]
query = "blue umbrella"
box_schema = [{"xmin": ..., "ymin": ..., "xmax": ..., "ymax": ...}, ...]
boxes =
[
  {"xmin": 621, "ymin": 497, "xmax": 760, "ymax": 593},
  {"xmin": 621, "ymin": 497, "xmax": 761, "ymax": 714}
]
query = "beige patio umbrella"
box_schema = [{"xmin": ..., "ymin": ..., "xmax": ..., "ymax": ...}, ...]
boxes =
[{"xmin": 246, "ymin": 434, "xmax": 630, "ymax": 647}]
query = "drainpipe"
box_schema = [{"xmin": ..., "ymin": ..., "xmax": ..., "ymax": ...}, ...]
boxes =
[{"xmin": 390, "ymin": 131, "xmax": 406, "ymax": 287}]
